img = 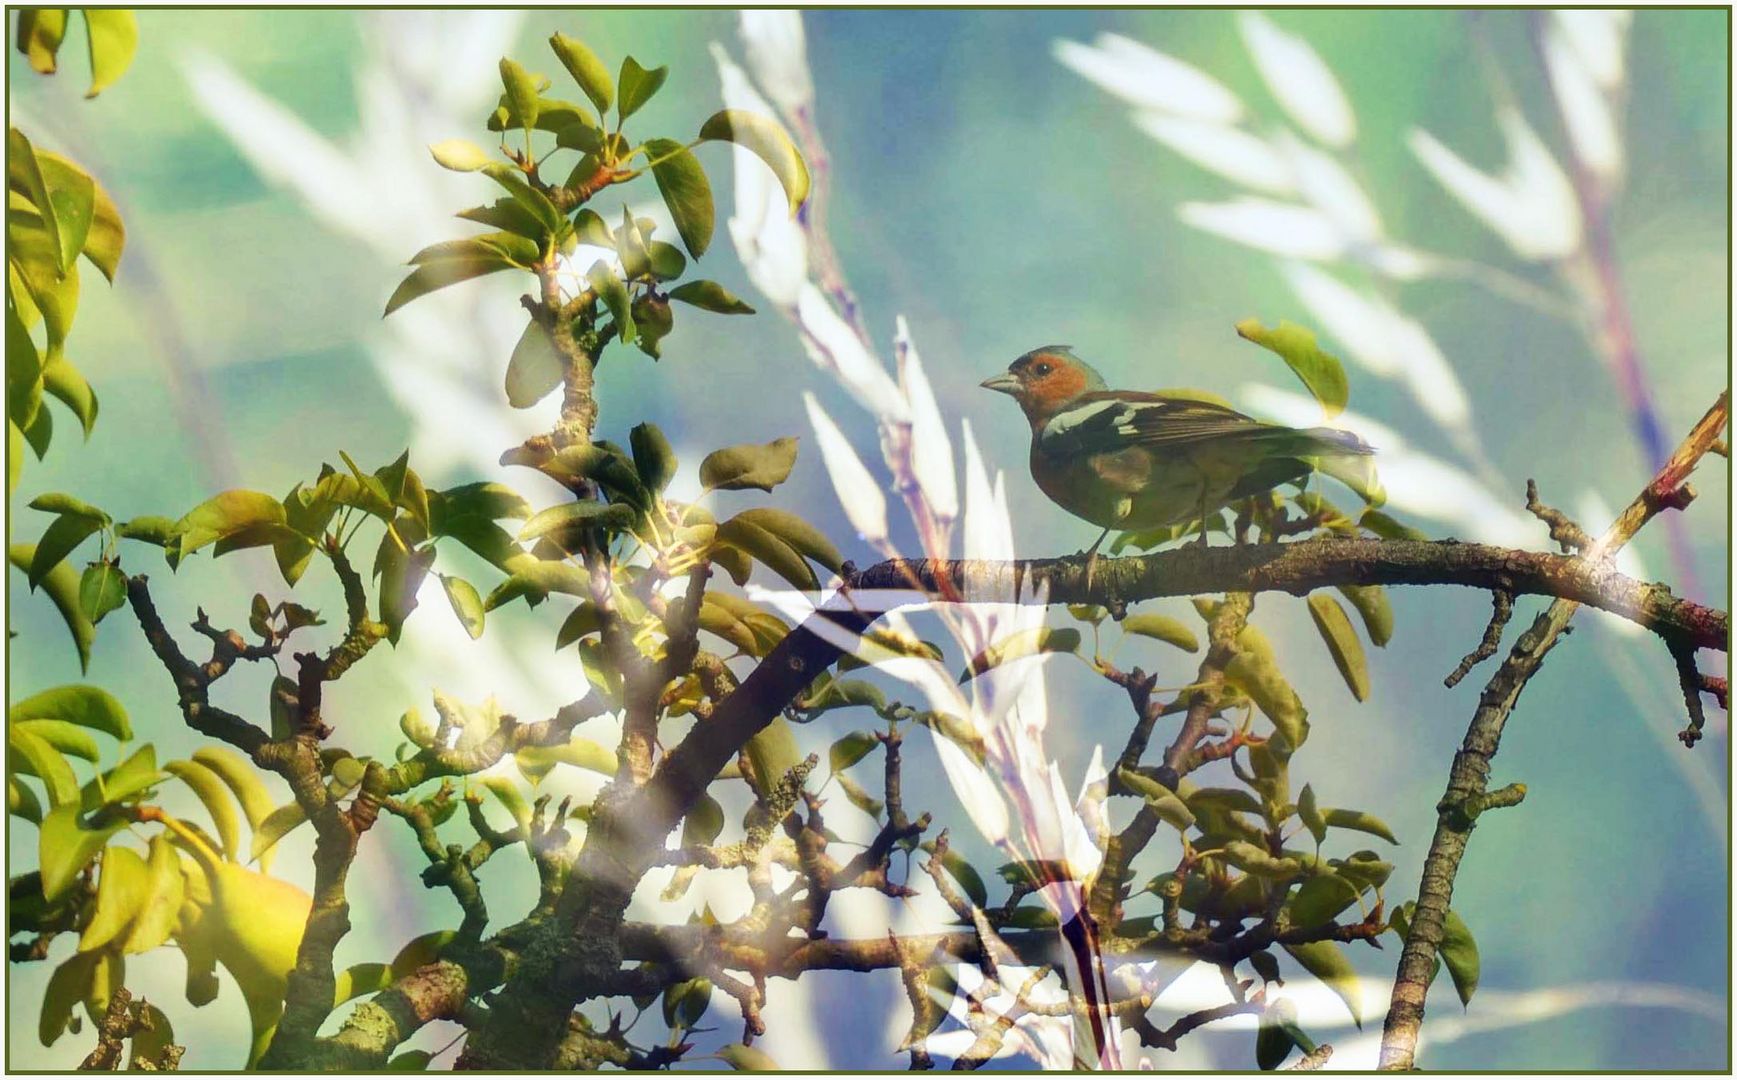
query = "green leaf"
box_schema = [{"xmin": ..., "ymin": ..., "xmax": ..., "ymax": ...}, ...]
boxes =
[
  {"xmin": 1336, "ymin": 584, "xmax": 1393, "ymax": 648},
  {"xmin": 40, "ymin": 357, "xmax": 97, "ymax": 435},
  {"xmin": 385, "ymin": 251, "xmax": 515, "ymax": 316},
  {"xmin": 40, "ymin": 948, "xmax": 97, "ymax": 1047},
  {"xmin": 380, "ymin": 545, "xmax": 437, "ymax": 642},
  {"xmin": 10, "ymin": 543, "xmax": 96, "ymax": 670},
  {"xmin": 1322, "ymin": 807, "xmax": 1398, "ymax": 845},
  {"xmin": 439, "ymin": 574, "xmax": 486, "ymax": 640},
  {"xmin": 1235, "ymin": 319, "xmax": 1349, "ymax": 419},
  {"xmin": 697, "ymin": 109, "xmax": 811, "ymax": 215},
  {"xmin": 923, "ymin": 842, "xmax": 989, "ymax": 908},
  {"xmin": 643, "ymin": 138, "xmax": 714, "ymax": 259},
  {"xmin": 85, "ymin": 744, "xmax": 161, "ymax": 810},
  {"xmin": 80, "ymin": 10, "xmax": 138, "ymax": 97},
  {"xmin": 77, "ymin": 562, "xmax": 126, "ymax": 624},
  {"xmin": 33, "ymin": 150, "xmax": 125, "ymax": 282},
  {"xmin": 514, "ymin": 737, "xmax": 617, "ymax": 782},
  {"xmin": 79, "ymin": 844, "xmax": 149, "ymax": 952},
  {"xmin": 9, "ymin": 725, "xmax": 79, "ymax": 807},
  {"xmin": 8, "ymin": 419, "xmax": 24, "ymax": 497},
  {"xmin": 481, "ymin": 776, "xmax": 533, "ymax": 833},
  {"xmin": 429, "ymin": 138, "xmax": 492, "ymax": 172},
  {"xmin": 165, "ymin": 758, "xmax": 241, "ymax": 862},
  {"xmin": 550, "ymin": 33, "xmax": 613, "ymax": 113},
  {"xmin": 1285, "ymin": 872, "xmax": 1361, "ymax": 929},
  {"xmin": 802, "ymin": 677, "xmax": 887, "ymax": 714},
  {"xmin": 1359, "ymin": 508, "xmax": 1428, "ymax": 542},
  {"xmin": 682, "ymin": 792, "xmax": 725, "ymax": 847},
  {"xmin": 628, "ymin": 422, "xmax": 678, "ymax": 495},
  {"xmin": 32, "ymin": 142, "xmax": 96, "ymax": 275},
  {"xmin": 388, "ymin": 1050, "xmax": 433, "ymax": 1071},
  {"xmin": 192, "ymin": 746, "xmax": 276, "ymax": 850},
  {"xmin": 389, "ymin": 930, "xmax": 459, "ymax": 981},
  {"xmin": 1224, "ymin": 626, "xmax": 1309, "ymax": 751},
  {"xmin": 1441, "ymin": 908, "xmax": 1480, "ymax": 1006},
  {"xmin": 1297, "ymin": 783, "xmax": 1327, "ymax": 846},
  {"xmin": 717, "ymin": 515, "xmax": 817, "ymax": 591},
  {"xmin": 519, "ymin": 499, "xmax": 637, "ymax": 543},
  {"xmin": 38, "ymin": 801, "xmax": 126, "ymax": 902},
  {"xmin": 334, "ymin": 962, "xmax": 392, "ymax": 1007},
  {"xmin": 249, "ymin": 801, "xmax": 308, "ymax": 866},
  {"xmin": 646, "ymin": 241, "xmax": 686, "ymax": 281},
  {"xmin": 10, "ymin": 775, "xmax": 44, "ymax": 823},
  {"xmin": 504, "ymin": 318, "xmax": 564, "ymax": 408},
  {"xmin": 498, "ymin": 58, "xmax": 540, "ymax": 134},
  {"xmin": 8, "ymin": 684, "xmax": 128, "ymax": 740},
  {"xmin": 28, "ymin": 513, "xmax": 100, "ymax": 590},
  {"xmin": 728, "ymin": 507, "xmax": 844, "ymax": 573},
  {"xmin": 174, "ymin": 490, "xmax": 286, "ymax": 560},
  {"xmin": 1283, "ymin": 940, "xmax": 1363, "ymax": 1027},
  {"xmin": 12, "ymin": 718, "xmax": 99, "ymax": 764},
  {"xmin": 118, "ymin": 836, "xmax": 181, "ymax": 954},
  {"xmin": 959, "ymin": 626, "xmax": 1082, "ymax": 682},
  {"xmin": 616, "ymin": 56, "xmax": 668, "ymax": 121},
  {"xmin": 585, "ymin": 259, "xmax": 634, "ymax": 343},
  {"xmin": 827, "ymin": 730, "xmax": 879, "ymax": 775},
  {"xmin": 16, "ymin": 9, "xmax": 68, "ymax": 74},
  {"xmin": 668, "ymin": 279, "xmax": 754, "ymax": 315},
  {"xmin": 699, "ymin": 436, "xmax": 798, "ymax": 492},
  {"xmin": 745, "ymin": 717, "xmax": 803, "ymax": 796},
  {"xmin": 717, "ymin": 1043, "xmax": 780, "ymax": 1071},
  {"xmin": 1120, "ymin": 612, "xmax": 1200, "ymax": 653},
  {"xmin": 1116, "ymin": 767, "xmax": 1195, "ymax": 829},
  {"xmin": 1256, "ymin": 999, "xmax": 1300, "ymax": 1070},
  {"xmin": 28, "ymin": 493, "xmax": 107, "ymax": 524},
  {"xmin": 1185, "ymin": 787, "xmax": 1264, "ymax": 816}
]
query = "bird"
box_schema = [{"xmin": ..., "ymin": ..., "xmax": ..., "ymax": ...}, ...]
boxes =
[{"xmin": 981, "ymin": 345, "xmax": 1373, "ymax": 568}]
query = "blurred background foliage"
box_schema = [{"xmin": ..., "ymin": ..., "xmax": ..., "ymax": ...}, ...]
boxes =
[{"xmin": 7, "ymin": 8, "xmax": 1727, "ymax": 1069}]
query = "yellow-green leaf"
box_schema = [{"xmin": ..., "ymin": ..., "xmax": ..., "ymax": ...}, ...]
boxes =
[
  {"xmin": 121, "ymin": 836, "xmax": 184, "ymax": 954},
  {"xmin": 1336, "ymin": 584, "xmax": 1393, "ymax": 647},
  {"xmin": 550, "ymin": 33, "xmax": 612, "ymax": 113},
  {"xmin": 428, "ymin": 138, "xmax": 492, "ymax": 172},
  {"xmin": 1235, "ymin": 319, "xmax": 1348, "ymax": 419},
  {"xmin": 1121, "ymin": 612, "xmax": 1200, "ymax": 653},
  {"xmin": 616, "ymin": 55, "xmax": 667, "ymax": 121},
  {"xmin": 698, "ymin": 109, "xmax": 810, "ymax": 214},
  {"xmin": 165, "ymin": 758, "xmax": 241, "ymax": 862},
  {"xmin": 505, "ymin": 318, "xmax": 564, "ymax": 409},
  {"xmin": 439, "ymin": 574, "xmax": 486, "ymax": 640},
  {"xmin": 81, "ymin": 10, "xmax": 138, "ymax": 97}
]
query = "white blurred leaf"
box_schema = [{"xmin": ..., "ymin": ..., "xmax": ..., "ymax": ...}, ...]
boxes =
[
  {"xmin": 712, "ymin": 44, "xmax": 809, "ymax": 306},
  {"xmin": 1279, "ymin": 263, "xmax": 1470, "ymax": 428},
  {"xmin": 803, "ymin": 393, "xmax": 889, "ymax": 545},
  {"xmin": 1132, "ymin": 112, "xmax": 1295, "ymax": 195},
  {"xmin": 895, "ymin": 316, "xmax": 958, "ymax": 521},
  {"xmin": 1237, "ymin": 12, "xmax": 1357, "ymax": 148},
  {"xmin": 738, "ymin": 10, "xmax": 815, "ymax": 115},
  {"xmin": 795, "ymin": 284, "xmax": 909, "ymax": 421},
  {"xmin": 1177, "ymin": 197, "xmax": 1346, "ymax": 259},
  {"xmin": 1275, "ymin": 132, "xmax": 1382, "ymax": 243},
  {"xmin": 1544, "ymin": 21, "xmax": 1624, "ymax": 187},
  {"xmin": 1552, "ymin": 10, "xmax": 1631, "ymax": 91},
  {"xmin": 1407, "ymin": 108, "xmax": 1582, "ymax": 261},
  {"xmin": 1053, "ymin": 34, "xmax": 1243, "ymax": 123}
]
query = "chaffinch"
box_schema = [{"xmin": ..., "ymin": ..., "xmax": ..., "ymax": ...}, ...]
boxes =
[{"xmin": 982, "ymin": 346, "xmax": 1372, "ymax": 558}]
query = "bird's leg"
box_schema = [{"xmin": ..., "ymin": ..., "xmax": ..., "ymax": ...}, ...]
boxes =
[
  {"xmin": 1082, "ymin": 526, "xmax": 1111, "ymax": 592},
  {"xmin": 1195, "ymin": 489, "xmax": 1211, "ymax": 549}
]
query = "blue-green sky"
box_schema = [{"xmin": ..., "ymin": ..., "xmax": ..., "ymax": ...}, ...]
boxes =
[{"xmin": 8, "ymin": 8, "xmax": 1728, "ymax": 1070}]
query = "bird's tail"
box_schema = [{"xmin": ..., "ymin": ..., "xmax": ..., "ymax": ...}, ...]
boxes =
[{"xmin": 1299, "ymin": 426, "xmax": 1374, "ymax": 456}]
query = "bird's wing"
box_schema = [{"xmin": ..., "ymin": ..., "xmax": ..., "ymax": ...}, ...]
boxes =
[{"xmin": 1037, "ymin": 391, "xmax": 1271, "ymax": 459}]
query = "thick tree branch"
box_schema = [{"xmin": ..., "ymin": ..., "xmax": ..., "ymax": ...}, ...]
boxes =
[{"xmin": 1378, "ymin": 391, "xmax": 1728, "ymax": 1070}]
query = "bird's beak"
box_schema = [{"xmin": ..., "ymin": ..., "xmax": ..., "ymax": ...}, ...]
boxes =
[{"xmin": 979, "ymin": 373, "xmax": 1021, "ymax": 396}]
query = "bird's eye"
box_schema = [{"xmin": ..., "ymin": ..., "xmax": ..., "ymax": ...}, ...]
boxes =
[{"xmin": 1033, "ymin": 363, "xmax": 1051, "ymax": 376}]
